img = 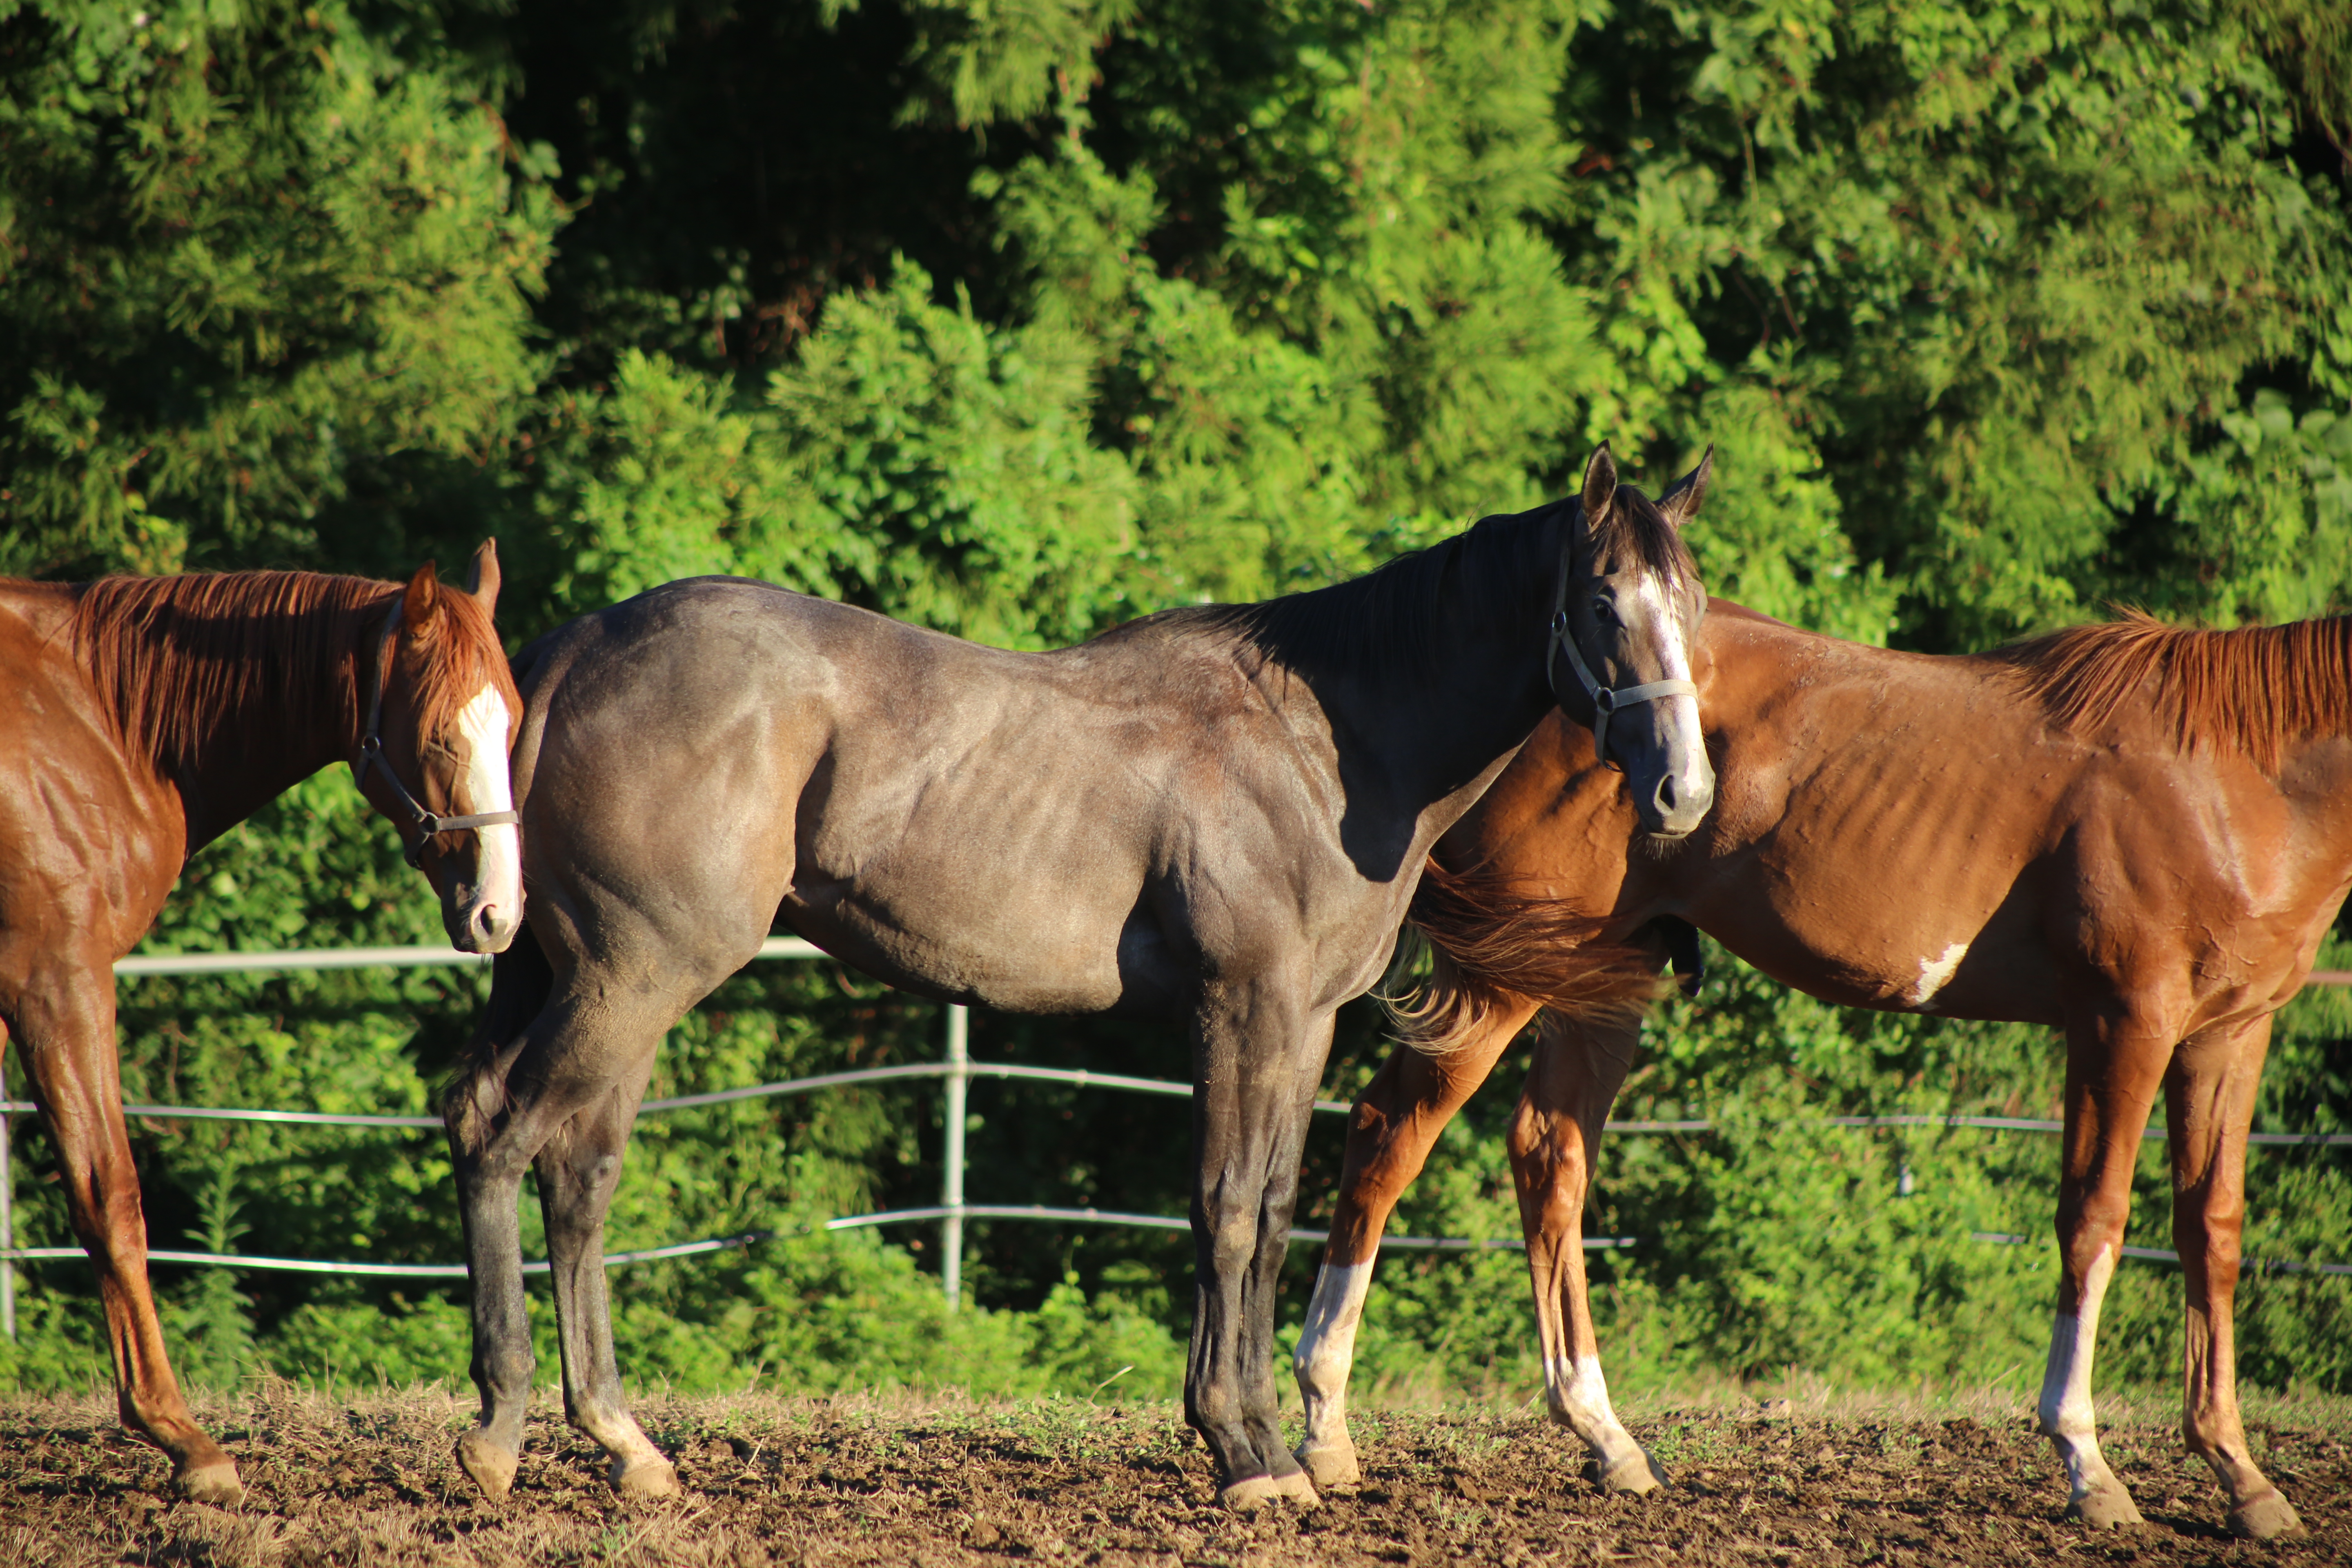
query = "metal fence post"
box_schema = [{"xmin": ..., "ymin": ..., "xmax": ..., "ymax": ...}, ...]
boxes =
[
  {"xmin": 2, "ymin": 1055, "xmax": 15, "ymax": 1340},
  {"xmin": 941, "ymin": 1004, "xmax": 969, "ymax": 1310}
]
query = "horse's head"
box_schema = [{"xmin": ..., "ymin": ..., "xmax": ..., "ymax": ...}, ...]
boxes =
[
  {"xmin": 355, "ymin": 540, "xmax": 525, "ymax": 953},
  {"xmin": 1551, "ymin": 445, "xmax": 1715, "ymax": 839}
]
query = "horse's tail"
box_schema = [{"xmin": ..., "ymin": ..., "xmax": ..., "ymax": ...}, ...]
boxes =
[{"xmin": 1385, "ymin": 858, "xmax": 1666, "ymax": 1058}]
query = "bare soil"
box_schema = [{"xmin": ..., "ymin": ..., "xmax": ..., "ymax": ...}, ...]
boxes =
[{"xmin": 2, "ymin": 1385, "xmax": 2345, "ymax": 1566}]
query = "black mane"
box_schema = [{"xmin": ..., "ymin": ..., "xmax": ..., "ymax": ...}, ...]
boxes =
[{"xmin": 1188, "ymin": 488, "xmax": 1690, "ymax": 682}]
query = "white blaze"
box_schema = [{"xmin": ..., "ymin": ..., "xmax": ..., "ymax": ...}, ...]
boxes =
[
  {"xmin": 1628, "ymin": 574, "xmax": 1710, "ymax": 821},
  {"xmin": 1907, "ymin": 942, "xmax": 1969, "ymax": 1009},
  {"xmin": 455, "ymin": 684, "xmax": 522, "ymax": 932},
  {"xmin": 1632, "ymin": 574, "xmax": 1702, "ymax": 733}
]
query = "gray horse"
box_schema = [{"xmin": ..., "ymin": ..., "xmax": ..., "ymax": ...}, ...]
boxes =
[{"xmin": 444, "ymin": 447, "xmax": 1715, "ymax": 1509}]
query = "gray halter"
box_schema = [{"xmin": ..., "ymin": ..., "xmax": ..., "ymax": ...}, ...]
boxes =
[
  {"xmin": 1546, "ymin": 548, "xmax": 1698, "ymax": 770},
  {"xmin": 352, "ymin": 596, "xmax": 520, "ymax": 868}
]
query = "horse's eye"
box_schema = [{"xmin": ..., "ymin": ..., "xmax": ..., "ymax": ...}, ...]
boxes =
[{"xmin": 1588, "ymin": 597, "xmax": 1620, "ymax": 627}]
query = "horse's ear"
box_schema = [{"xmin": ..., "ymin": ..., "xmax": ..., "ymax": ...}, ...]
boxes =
[
  {"xmin": 402, "ymin": 561, "xmax": 442, "ymax": 631},
  {"xmin": 1658, "ymin": 445, "xmax": 1715, "ymax": 530},
  {"xmin": 463, "ymin": 539, "xmax": 502, "ymax": 611},
  {"xmin": 1581, "ymin": 444, "xmax": 1618, "ymax": 527}
]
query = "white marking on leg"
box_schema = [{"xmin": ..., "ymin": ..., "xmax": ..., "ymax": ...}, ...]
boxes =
[
  {"xmin": 2038, "ymin": 1244, "xmax": 2127, "ymax": 1506},
  {"xmin": 1546, "ymin": 1354, "xmax": 1645, "ymax": 1476},
  {"xmin": 455, "ymin": 685, "xmax": 522, "ymax": 944},
  {"xmin": 1907, "ymin": 942, "xmax": 1969, "ymax": 1009},
  {"xmin": 1294, "ymin": 1262, "xmax": 1373, "ymax": 1457}
]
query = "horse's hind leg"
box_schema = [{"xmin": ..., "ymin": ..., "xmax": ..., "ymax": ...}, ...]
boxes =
[
  {"xmin": 1294, "ymin": 995, "xmax": 1537, "ymax": 1490},
  {"xmin": 6, "ymin": 967, "xmax": 241, "ymax": 1503},
  {"xmin": 2167, "ymin": 1014, "xmax": 2304, "ymax": 1539},
  {"xmin": 1508, "ymin": 1010, "xmax": 1658, "ymax": 1494},
  {"xmin": 2038, "ymin": 1010, "xmax": 2170, "ymax": 1529},
  {"xmin": 534, "ymin": 1060, "xmax": 678, "ymax": 1499}
]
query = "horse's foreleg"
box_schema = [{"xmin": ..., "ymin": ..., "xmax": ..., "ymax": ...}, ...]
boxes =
[
  {"xmin": 2038, "ymin": 1013, "xmax": 2169, "ymax": 1530},
  {"xmin": 1187, "ymin": 984, "xmax": 1325, "ymax": 1511},
  {"xmin": 533, "ymin": 1054, "xmax": 678, "ymax": 1500},
  {"xmin": 10, "ymin": 973, "xmax": 241, "ymax": 1503},
  {"xmin": 443, "ymin": 938, "xmax": 568, "ymax": 1501},
  {"xmin": 2168, "ymin": 1015, "xmax": 2303, "ymax": 1539},
  {"xmin": 1294, "ymin": 996, "xmax": 1536, "ymax": 1490},
  {"xmin": 1508, "ymin": 1011, "xmax": 1656, "ymax": 1494}
]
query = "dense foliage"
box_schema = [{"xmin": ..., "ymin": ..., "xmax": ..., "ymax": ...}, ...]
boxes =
[{"xmin": 2, "ymin": 0, "xmax": 2348, "ymax": 1404}]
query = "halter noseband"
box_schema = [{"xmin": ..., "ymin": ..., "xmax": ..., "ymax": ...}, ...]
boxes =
[
  {"xmin": 353, "ymin": 597, "xmax": 520, "ymax": 869},
  {"xmin": 1545, "ymin": 538, "xmax": 1698, "ymax": 770}
]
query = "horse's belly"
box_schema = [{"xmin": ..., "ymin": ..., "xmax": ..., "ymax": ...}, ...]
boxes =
[
  {"xmin": 782, "ymin": 874, "xmax": 1170, "ymax": 1017},
  {"xmin": 1698, "ymin": 856, "xmax": 2063, "ymax": 1023}
]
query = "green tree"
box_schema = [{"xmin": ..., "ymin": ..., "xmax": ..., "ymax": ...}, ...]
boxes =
[{"xmin": 0, "ymin": 0, "xmax": 558, "ymax": 577}]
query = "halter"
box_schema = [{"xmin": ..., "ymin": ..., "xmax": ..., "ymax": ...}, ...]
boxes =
[
  {"xmin": 353, "ymin": 597, "xmax": 521, "ymax": 868},
  {"xmin": 1546, "ymin": 541, "xmax": 1699, "ymax": 771}
]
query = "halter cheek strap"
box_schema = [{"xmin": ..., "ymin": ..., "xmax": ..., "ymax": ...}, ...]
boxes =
[
  {"xmin": 1546, "ymin": 551, "xmax": 1699, "ymax": 770},
  {"xmin": 353, "ymin": 598, "xmax": 521, "ymax": 868}
]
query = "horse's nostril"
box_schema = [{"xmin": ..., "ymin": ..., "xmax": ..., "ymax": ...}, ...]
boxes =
[
  {"xmin": 475, "ymin": 903, "xmax": 500, "ymax": 935},
  {"xmin": 1657, "ymin": 775, "xmax": 1678, "ymax": 810}
]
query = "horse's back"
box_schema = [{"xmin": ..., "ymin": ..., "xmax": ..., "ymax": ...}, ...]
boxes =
[{"xmin": 507, "ymin": 578, "xmax": 1314, "ymax": 1013}]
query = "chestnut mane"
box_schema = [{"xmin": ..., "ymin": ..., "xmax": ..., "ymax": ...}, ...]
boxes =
[
  {"xmin": 2007, "ymin": 611, "xmax": 2352, "ymax": 773},
  {"xmin": 67, "ymin": 570, "xmax": 508, "ymax": 771}
]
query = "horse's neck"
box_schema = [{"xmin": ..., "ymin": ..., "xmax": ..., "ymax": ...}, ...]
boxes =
[
  {"xmin": 2280, "ymin": 734, "xmax": 2352, "ymax": 846},
  {"xmin": 112, "ymin": 622, "xmax": 367, "ymax": 853},
  {"xmin": 1285, "ymin": 514, "xmax": 1563, "ymax": 829},
  {"xmin": 172, "ymin": 698, "xmax": 356, "ymax": 849}
]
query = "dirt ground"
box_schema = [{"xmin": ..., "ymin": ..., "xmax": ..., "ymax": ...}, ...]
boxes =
[{"xmin": 2, "ymin": 1384, "xmax": 2346, "ymax": 1567}]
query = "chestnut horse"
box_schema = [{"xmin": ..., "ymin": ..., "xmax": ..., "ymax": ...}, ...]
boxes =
[
  {"xmin": 0, "ymin": 544, "xmax": 522, "ymax": 1503},
  {"xmin": 1295, "ymin": 601, "xmax": 2339, "ymax": 1540},
  {"xmin": 439, "ymin": 450, "xmax": 1715, "ymax": 1510}
]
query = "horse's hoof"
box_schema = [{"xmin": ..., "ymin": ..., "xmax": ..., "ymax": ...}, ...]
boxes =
[
  {"xmin": 1296, "ymin": 1439, "xmax": 1361, "ymax": 1491},
  {"xmin": 1272, "ymin": 1469, "xmax": 1321, "ymax": 1509},
  {"xmin": 1598, "ymin": 1449, "xmax": 1667, "ymax": 1496},
  {"xmin": 2064, "ymin": 1483, "xmax": 2145, "ymax": 1530},
  {"xmin": 175, "ymin": 1457, "xmax": 245, "ymax": 1508},
  {"xmin": 455, "ymin": 1430, "xmax": 519, "ymax": 1501},
  {"xmin": 2227, "ymin": 1488, "xmax": 2306, "ymax": 1540},
  {"xmin": 610, "ymin": 1454, "xmax": 682, "ymax": 1500},
  {"xmin": 1218, "ymin": 1474, "xmax": 1283, "ymax": 1511}
]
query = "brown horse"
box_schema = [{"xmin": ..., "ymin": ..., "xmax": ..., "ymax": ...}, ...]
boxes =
[
  {"xmin": 1294, "ymin": 600, "xmax": 2339, "ymax": 1540},
  {"xmin": 0, "ymin": 545, "xmax": 522, "ymax": 1503}
]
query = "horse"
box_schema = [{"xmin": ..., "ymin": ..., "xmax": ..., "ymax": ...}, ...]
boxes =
[
  {"xmin": 435, "ymin": 448, "xmax": 1717, "ymax": 1510},
  {"xmin": 0, "ymin": 544, "xmax": 523, "ymax": 1504},
  {"xmin": 1292, "ymin": 599, "xmax": 2339, "ymax": 1540}
]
